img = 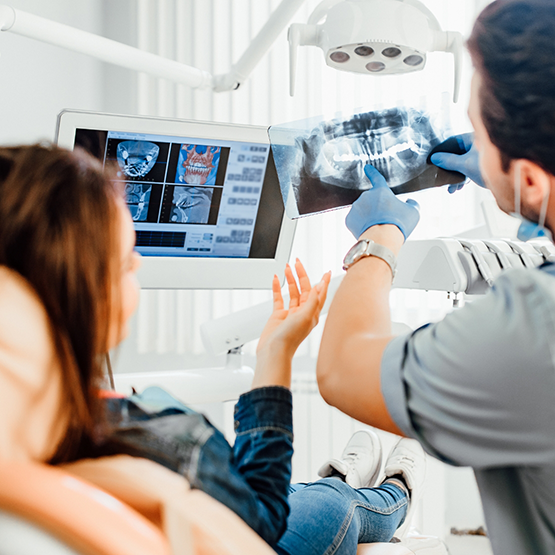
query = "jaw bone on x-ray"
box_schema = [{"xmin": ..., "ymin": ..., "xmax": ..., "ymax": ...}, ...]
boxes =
[
  {"xmin": 269, "ymin": 107, "xmax": 464, "ymax": 218},
  {"xmin": 170, "ymin": 186, "xmax": 213, "ymax": 224},
  {"xmin": 117, "ymin": 141, "xmax": 160, "ymax": 178}
]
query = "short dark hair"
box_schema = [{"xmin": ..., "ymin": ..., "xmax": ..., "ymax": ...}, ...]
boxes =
[
  {"xmin": 468, "ymin": 0, "xmax": 555, "ymax": 174},
  {"xmin": 0, "ymin": 144, "xmax": 122, "ymax": 463}
]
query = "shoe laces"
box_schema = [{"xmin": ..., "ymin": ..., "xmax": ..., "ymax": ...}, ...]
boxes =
[
  {"xmin": 392, "ymin": 454, "xmax": 415, "ymax": 470},
  {"xmin": 343, "ymin": 450, "xmax": 363, "ymax": 466}
]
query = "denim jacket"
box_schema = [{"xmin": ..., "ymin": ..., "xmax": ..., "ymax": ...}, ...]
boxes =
[{"xmin": 96, "ymin": 386, "xmax": 293, "ymax": 547}]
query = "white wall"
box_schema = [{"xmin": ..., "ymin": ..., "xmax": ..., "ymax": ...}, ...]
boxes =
[
  {"xmin": 0, "ymin": 0, "xmax": 143, "ymax": 142},
  {"xmin": 0, "ymin": 0, "xmax": 106, "ymax": 144}
]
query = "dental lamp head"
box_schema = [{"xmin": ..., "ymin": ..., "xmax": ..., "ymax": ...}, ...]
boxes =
[{"xmin": 288, "ymin": 0, "xmax": 463, "ymax": 102}]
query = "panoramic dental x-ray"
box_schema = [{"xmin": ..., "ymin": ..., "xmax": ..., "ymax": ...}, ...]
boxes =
[{"xmin": 270, "ymin": 105, "xmax": 464, "ymax": 218}]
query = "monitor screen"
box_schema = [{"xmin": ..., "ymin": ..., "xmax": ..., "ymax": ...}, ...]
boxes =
[{"xmin": 56, "ymin": 111, "xmax": 296, "ymax": 289}]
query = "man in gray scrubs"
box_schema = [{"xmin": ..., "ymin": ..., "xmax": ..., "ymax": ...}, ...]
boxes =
[{"xmin": 317, "ymin": 1, "xmax": 555, "ymax": 554}]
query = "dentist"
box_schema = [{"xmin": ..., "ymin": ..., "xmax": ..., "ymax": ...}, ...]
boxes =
[{"xmin": 317, "ymin": 1, "xmax": 555, "ymax": 554}]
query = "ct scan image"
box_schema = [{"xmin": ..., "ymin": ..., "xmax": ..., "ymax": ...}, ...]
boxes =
[
  {"xmin": 175, "ymin": 144, "xmax": 221, "ymax": 185},
  {"xmin": 117, "ymin": 141, "xmax": 160, "ymax": 179},
  {"xmin": 125, "ymin": 183, "xmax": 152, "ymax": 222},
  {"xmin": 170, "ymin": 186, "xmax": 213, "ymax": 224}
]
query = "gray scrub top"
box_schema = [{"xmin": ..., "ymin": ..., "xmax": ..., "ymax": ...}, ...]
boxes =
[{"xmin": 381, "ymin": 263, "xmax": 555, "ymax": 555}]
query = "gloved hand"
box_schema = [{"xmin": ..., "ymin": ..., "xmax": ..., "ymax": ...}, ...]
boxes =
[
  {"xmin": 430, "ymin": 132, "xmax": 486, "ymax": 192},
  {"xmin": 346, "ymin": 165, "xmax": 420, "ymax": 240}
]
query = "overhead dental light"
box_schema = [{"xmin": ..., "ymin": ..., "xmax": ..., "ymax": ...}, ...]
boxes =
[{"xmin": 288, "ymin": 0, "xmax": 463, "ymax": 102}]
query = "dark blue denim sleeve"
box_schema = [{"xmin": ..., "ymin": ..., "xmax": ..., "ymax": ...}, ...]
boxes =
[
  {"xmin": 233, "ymin": 387, "xmax": 293, "ymax": 539},
  {"xmin": 98, "ymin": 386, "xmax": 293, "ymax": 547},
  {"xmin": 193, "ymin": 386, "xmax": 293, "ymax": 546}
]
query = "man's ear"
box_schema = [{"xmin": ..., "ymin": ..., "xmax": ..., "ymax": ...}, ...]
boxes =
[{"xmin": 517, "ymin": 159, "xmax": 552, "ymax": 209}]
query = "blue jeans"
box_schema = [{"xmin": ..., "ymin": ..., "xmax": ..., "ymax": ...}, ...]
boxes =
[
  {"xmin": 277, "ymin": 479, "xmax": 408, "ymax": 555},
  {"xmin": 95, "ymin": 386, "xmax": 407, "ymax": 552}
]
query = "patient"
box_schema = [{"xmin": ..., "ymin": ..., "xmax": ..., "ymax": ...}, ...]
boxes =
[{"xmin": 0, "ymin": 144, "xmax": 425, "ymax": 555}]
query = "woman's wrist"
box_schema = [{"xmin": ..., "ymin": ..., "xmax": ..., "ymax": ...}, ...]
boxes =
[{"xmin": 253, "ymin": 339, "xmax": 294, "ymax": 389}]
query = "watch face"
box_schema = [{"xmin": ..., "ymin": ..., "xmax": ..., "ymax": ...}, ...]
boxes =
[{"xmin": 344, "ymin": 241, "xmax": 368, "ymax": 266}]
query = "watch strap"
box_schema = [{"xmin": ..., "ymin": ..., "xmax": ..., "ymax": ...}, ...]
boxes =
[
  {"xmin": 343, "ymin": 239, "xmax": 397, "ymax": 278},
  {"xmin": 364, "ymin": 241, "xmax": 397, "ymax": 278}
]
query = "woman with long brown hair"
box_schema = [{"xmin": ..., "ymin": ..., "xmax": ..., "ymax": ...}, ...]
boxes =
[{"xmin": 0, "ymin": 144, "xmax": 420, "ymax": 555}]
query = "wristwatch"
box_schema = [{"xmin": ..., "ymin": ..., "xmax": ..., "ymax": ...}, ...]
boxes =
[{"xmin": 343, "ymin": 239, "xmax": 397, "ymax": 278}]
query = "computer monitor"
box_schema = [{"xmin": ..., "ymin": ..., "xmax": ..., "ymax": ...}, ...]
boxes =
[{"xmin": 56, "ymin": 110, "xmax": 296, "ymax": 289}]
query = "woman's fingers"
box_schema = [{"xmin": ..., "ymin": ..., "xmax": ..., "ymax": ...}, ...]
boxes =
[
  {"xmin": 305, "ymin": 286, "xmax": 320, "ymax": 313},
  {"xmin": 316, "ymin": 271, "xmax": 332, "ymax": 311},
  {"xmin": 295, "ymin": 258, "xmax": 312, "ymax": 302},
  {"xmin": 285, "ymin": 263, "xmax": 300, "ymax": 308},
  {"xmin": 296, "ymin": 287, "xmax": 320, "ymax": 327},
  {"xmin": 283, "ymin": 262, "xmax": 331, "ymax": 315},
  {"xmin": 299, "ymin": 272, "xmax": 330, "ymax": 321},
  {"xmin": 272, "ymin": 274, "xmax": 284, "ymax": 311}
]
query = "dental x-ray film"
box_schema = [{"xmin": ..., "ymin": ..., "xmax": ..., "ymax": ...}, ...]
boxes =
[{"xmin": 269, "ymin": 103, "xmax": 464, "ymax": 219}]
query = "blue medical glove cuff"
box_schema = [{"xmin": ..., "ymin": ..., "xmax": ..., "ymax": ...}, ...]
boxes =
[{"xmin": 347, "ymin": 216, "xmax": 414, "ymax": 240}]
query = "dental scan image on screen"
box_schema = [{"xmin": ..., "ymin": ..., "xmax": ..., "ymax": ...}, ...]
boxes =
[
  {"xmin": 175, "ymin": 144, "xmax": 222, "ymax": 185},
  {"xmin": 170, "ymin": 186, "xmax": 213, "ymax": 224},
  {"xmin": 74, "ymin": 128, "xmax": 278, "ymax": 259},
  {"xmin": 126, "ymin": 182, "xmax": 152, "ymax": 221},
  {"xmin": 117, "ymin": 141, "xmax": 160, "ymax": 178},
  {"xmin": 269, "ymin": 103, "xmax": 463, "ymax": 219}
]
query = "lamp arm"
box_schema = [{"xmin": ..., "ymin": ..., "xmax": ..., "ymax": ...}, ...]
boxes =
[
  {"xmin": 0, "ymin": 1, "xmax": 307, "ymax": 93},
  {"xmin": 213, "ymin": 0, "xmax": 306, "ymax": 92},
  {"xmin": 448, "ymin": 31, "xmax": 464, "ymax": 104},
  {"xmin": 0, "ymin": 5, "xmax": 213, "ymax": 89},
  {"xmin": 400, "ymin": 0, "xmax": 442, "ymax": 31},
  {"xmin": 288, "ymin": 23, "xmax": 319, "ymax": 96},
  {"xmin": 432, "ymin": 29, "xmax": 464, "ymax": 103},
  {"xmin": 307, "ymin": 0, "xmax": 343, "ymax": 25}
]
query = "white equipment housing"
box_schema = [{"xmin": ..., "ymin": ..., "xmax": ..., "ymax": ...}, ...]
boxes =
[{"xmin": 395, "ymin": 237, "xmax": 553, "ymax": 295}]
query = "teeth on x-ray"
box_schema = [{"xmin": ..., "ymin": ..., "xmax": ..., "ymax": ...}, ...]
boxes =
[
  {"xmin": 125, "ymin": 183, "xmax": 152, "ymax": 222},
  {"xmin": 117, "ymin": 141, "xmax": 160, "ymax": 178},
  {"xmin": 294, "ymin": 107, "xmax": 438, "ymax": 189}
]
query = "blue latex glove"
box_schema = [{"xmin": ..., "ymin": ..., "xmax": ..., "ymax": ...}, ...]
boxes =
[
  {"xmin": 430, "ymin": 132, "xmax": 486, "ymax": 192},
  {"xmin": 346, "ymin": 165, "xmax": 420, "ymax": 240}
]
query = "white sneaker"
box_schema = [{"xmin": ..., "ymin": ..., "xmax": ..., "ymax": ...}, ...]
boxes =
[
  {"xmin": 383, "ymin": 438, "xmax": 427, "ymax": 539},
  {"xmin": 317, "ymin": 430, "xmax": 382, "ymax": 489}
]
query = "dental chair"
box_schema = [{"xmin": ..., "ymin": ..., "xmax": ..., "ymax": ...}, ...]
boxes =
[
  {"xmin": 0, "ymin": 458, "xmax": 446, "ymax": 555},
  {"xmin": 0, "ymin": 457, "xmax": 277, "ymax": 555},
  {"xmin": 0, "ymin": 459, "xmax": 171, "ymax": 555}
]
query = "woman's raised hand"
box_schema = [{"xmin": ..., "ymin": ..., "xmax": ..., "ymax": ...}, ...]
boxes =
[{"xmin": 252, "ymin": 259, "xmax": 331, "ymax": 390}]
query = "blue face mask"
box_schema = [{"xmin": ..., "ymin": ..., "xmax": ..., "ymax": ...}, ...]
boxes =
[
  {"xmin": 513, "ymin": 218, "xmax": 549, "ymax": 241},
  {"xmin": 511, "ymin": 162, "xmax": 552, "ymax": 242}
]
